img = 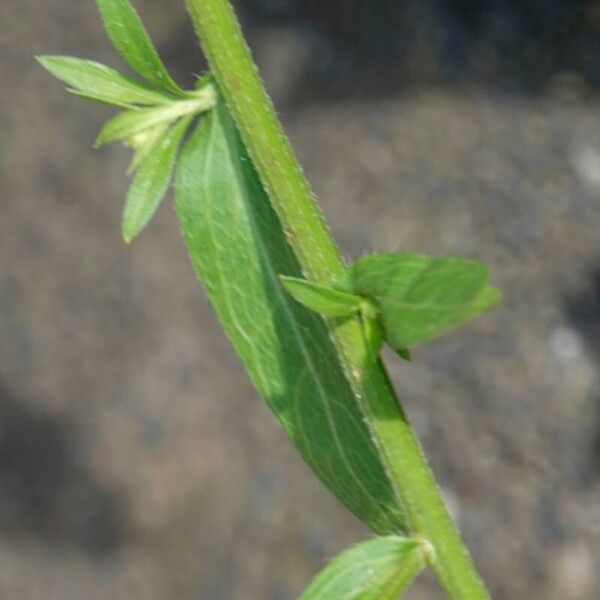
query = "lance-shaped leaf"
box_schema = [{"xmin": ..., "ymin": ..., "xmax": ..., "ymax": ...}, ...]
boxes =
[
  {"xmin": 96, "ymin": 0, "xmax": 182, "ymax": 94},
  {"xmin": 126, "ymin": 122, "xmax": 170, "ymax": 174},
  {"xmin": 280, "ymin": 276, "xmax": 373, "ymax": 317},
  {"xmin": 281, "ymin": 276, "xmax": 390, "ymax": 359},
  {"xmin": 95, "ymin": 91, "xmax": 214, "ymax": 146},
  {"xmin": 347, "ymin": 253, "xmax": 501, "ymax": 350},
  {"xmin": 175, "ymin": 97, "xmax": 408, "ymax": 535},
  {"xmin": 299, "ymin": 536, "xmax": 425, "ymax": 600},
  {"xmin": 122, "ymin": 116, "xmax": 191, "ymax": 243},
  {"xmin": 36, "ymin": 56, "xmax": 174, "ymax": 108}
]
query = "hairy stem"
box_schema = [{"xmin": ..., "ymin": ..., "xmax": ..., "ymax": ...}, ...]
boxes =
[{"xmin": 184, "ymin": 1, "xmax": 491, "ymax": 597}]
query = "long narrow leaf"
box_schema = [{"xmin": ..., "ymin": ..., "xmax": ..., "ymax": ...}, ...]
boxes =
[
  {"xmin": 127, "ymin": 123, "xmax": 170, "ymax": 174},
  {"xmin": 175, "ymin": 97, "xmax": 408, "ymax": 535},
  {"xmin": 122, "ymin": 116, "xmax": 191, "ymax": 243},
  {"xmin": 36, "ymin": 56, "xmax": 174, "ymax": 107},
  {"xmin": 96, "ymin": 0, "xmax": 182, "ymax": 94},
  {"xmin": 299, "ymin": 536, "xmax": 425, "ymax": 600},
  {"xmin": 280, "ymin": 276, "xmax": 369, "ymax": 317},
  {"xmin": 95, "ymin": 99, "xmax": 205, "ymax": 146}
]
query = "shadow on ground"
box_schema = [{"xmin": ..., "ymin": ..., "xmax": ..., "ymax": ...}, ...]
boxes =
[
  {"xmin": 173, "ymin": 0, "xmax": 600, "ymax": 104},
  {"xmin": 565, "ymin": 264, "xmax": 600, "ymax": 479},
  {"xmin": 0, "ymin": 382, "xmax": 127, "ymax": 556}
]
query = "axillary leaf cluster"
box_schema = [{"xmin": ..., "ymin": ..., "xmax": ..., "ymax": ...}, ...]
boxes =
[
  {"xmin": 37, "ymin": 0, "xmax": 216, "ymax": 243},
  {"xmin": 283, "ymin": 252, "xmax": 500, "ymax": 358}
]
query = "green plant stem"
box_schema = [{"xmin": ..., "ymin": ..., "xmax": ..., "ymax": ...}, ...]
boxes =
[{"xmin": 185, "ymin": 1, "xmax": 491, "ymax": 598}]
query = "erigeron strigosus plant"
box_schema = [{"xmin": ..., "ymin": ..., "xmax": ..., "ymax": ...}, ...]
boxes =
[{"xmin": 38, "ymin": 1, "xmax": 501, "ymax": 598}]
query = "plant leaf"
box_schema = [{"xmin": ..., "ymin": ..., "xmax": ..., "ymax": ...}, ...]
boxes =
[
  {"xmin": 299, "ymin": 536, "xmax": 425, "ymax": 600},
  {"xmin": 348, "ymin": 253, "xmax": 501, "ymax": 350},
  {"xmin": 96, "ymin": 0, "xmax": 182, "ymax": 94},
  {"xmin": 127, "ymin": 122, "xmax": 170, "ymax": 174},
  {"xmin": 175, "ymin": 96, "xmax": 408, "ymax": 535},
  {"xmin": 36, "ymin": 55, "xmax": 174, "ymax": 108},
  {"xmin": 122, "ymin": 116, "xmax": 191, "ymax": 243},
  {"xmin": 95, "ymin": 96, "xmax": 211, "ymax": 146},
  {"xmin": 281, "ymin": 277, "xmax": 387, "ymax": 359},
  {"xmin": 280, "ymin": 276, "xmax": 370, "ymax": 317}
]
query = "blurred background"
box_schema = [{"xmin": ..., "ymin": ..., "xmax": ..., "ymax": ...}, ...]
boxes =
[{"xmin": 2, "ymin": 0, "xmax": 600, "ymax": 598}]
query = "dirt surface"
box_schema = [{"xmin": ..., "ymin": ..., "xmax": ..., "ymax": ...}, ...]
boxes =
[{"xmin": 2, "ymin": 1, "xmax": 600, "ymax": 598}]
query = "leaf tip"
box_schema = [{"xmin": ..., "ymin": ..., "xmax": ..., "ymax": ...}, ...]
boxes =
[
  {"xmin": 278, "ymin": 274, "xmax": 294, "ymax": 286},
  {"xmin": 479, "ymin": 285, "xmax": 503, "ymax": 312},
  {"xmin": 279, "ymin": 275, "xmax": 301, "ymax": 295},
  {"xmin": 93, "ymin": 127, "xmax": 110, "ymax": 148},
  {"xmin": 35, "ymin": 55, "xmax": 57, "ymax": 73},
  {"xmin": 121, "ymin": 221, "xmax": 138, "ymax": 244}
]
